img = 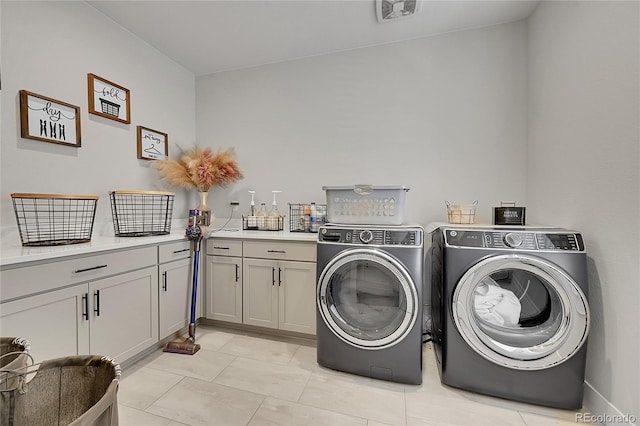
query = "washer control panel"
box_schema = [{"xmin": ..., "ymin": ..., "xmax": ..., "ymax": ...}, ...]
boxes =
[
  {"xmin": 319, "ymin": 227, "xmax": 422, "ymax": 246},
  {"xmin": 445, "ymin": 229, "xmax": 584, "ymax": 251}
]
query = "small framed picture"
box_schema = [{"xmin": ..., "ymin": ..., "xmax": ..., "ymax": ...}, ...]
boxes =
[
  {"xmin": 19, "ymin": 90, "xmax": 81, "ymax": 147},
  {"xmin": 137, "ymin": 126, "xmax": 168, "ymax": 160},
  {"xmin": 87, "ymin": 73, "xmax": 130, "ymax": 124}
]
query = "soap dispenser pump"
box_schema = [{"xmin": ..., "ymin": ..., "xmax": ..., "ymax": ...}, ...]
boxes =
[
  {"xmin": 268, "ymin": 190, "xmax": 282, "ymax": 217},
  {"xmin": 245, "ymin": 191, "xmax": 257, "ymax": 229}
]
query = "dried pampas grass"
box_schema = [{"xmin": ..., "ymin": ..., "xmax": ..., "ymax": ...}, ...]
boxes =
[{"xmin": 154, "ymin": 147, "xmax": 243, "ymax": 192}]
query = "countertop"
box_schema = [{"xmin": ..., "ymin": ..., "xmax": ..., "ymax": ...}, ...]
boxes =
[{"xmin": 0, "ymin": 222, "xmax": 318, "ymax": 268}]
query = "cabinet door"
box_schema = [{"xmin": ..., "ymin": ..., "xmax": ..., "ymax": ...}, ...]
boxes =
[
  {"xmin": 89, "ymin": 266, "xmax": 158, "ymax": 363},
  {"xmin": 159, "ymin": 258, "xmax": 191, "ymax": 340},
  {"xmin": 0, "ymin": 285, "xmax": 90, "ymax": 363},
  {"xmin": 206, "ymin": 256, "xmax": 242, "ymax": 323},
  {"xmin": 242, "ymin": 258, "xmax": 278, "ymax": 329},
  {"xmin": 279, "ymin": 260, "xmax": 317, "ymax": 335}
]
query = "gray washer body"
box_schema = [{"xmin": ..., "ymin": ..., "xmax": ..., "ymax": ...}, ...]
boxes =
[
  {"xmin": 316, "ymin": 225, "xmax": 424, "ymax": 385},
  {"xmin": 428, "ymin": 226, "xmax": 589, "ymax": 409}
]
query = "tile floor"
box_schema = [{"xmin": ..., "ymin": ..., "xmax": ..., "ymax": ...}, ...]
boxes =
[{"xmin": 118, "ymin": 325, "xmax": 591, "ymax": 426}]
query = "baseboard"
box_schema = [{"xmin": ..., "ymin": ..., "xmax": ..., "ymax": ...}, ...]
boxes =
[
  {"xmin": 583, "ymin": 381, "xmax": 638, "ymax": 426},
  {"xmin": 198, "ymin": 318, "xmax": 316, "ymax": 345}
]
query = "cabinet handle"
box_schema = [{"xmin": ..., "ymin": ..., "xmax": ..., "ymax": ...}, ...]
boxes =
[
  {"xmin": 172, "ymin": 248, "xmax": 190, "ymax": 254},
  {"xmin": 278, "ymin": 267, "xmax": 282, "ymax": 287},
  {"xmin": 94, "ymin": 290, "xmax": 100, "ymax": 317},
  {"xmin": 213, "ymin": 246, "xmax": 230, "ymax": 250},
  {"xmin": 162, "ymin": 271, "xmax": 168, "ymax": 292},
  {"xmin": 74, "ymin": 264, "xmax": 108, "ymax": 274},
  {"xmin": 235, "ymin": 264, "xmax": 239, "ymax": 282},
  {"xmin": 82, "ymin": 293, "xmax": 89, "ymax": 320},
  {"xmin": 267, "ymin": 250, "xmax": 286, "ymax": 254},
  {"xmin": 272, "ymin": 267, "xmax": 275, "ymax": 286}
]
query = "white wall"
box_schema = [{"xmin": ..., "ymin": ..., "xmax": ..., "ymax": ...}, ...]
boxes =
[
  {"xmin": 527, "ymin": 1, "xmax": 639, "ymax": 422},
  {"xmin": 196, "ymin": 21, "xmax": 529, "ymax": 227},
  {"xmin": 0, "ymin": 1, "xmax": 196, "ymax": 236}
]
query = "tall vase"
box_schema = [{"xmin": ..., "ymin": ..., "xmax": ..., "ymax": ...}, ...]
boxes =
[{"xmin": 198, "ymin": 190, "xmax": 214, "ymax": 227}]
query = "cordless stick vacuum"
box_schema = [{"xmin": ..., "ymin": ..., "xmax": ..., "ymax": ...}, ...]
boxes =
[{"xmin": 164, "ymin": 209, "xmax": 203, "ymax": 355}]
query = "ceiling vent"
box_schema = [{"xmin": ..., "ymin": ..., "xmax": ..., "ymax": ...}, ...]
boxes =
[{"xmin": 376, "ymin": 0, "xmax": 420, "ymax": 23}]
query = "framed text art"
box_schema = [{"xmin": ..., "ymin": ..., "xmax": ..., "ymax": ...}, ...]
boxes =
[
  {"xmin": 87, "ymin": 73, "xmax": 131, "ymax": 124},
  {"xmin": 19, "ymin": 90, "xmax": 81, "ymax": 147},
  {"xmin": 137, "ymin": 126, "xmax": 168, "ymax": 160}
]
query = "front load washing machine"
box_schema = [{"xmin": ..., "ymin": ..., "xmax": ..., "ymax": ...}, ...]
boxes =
[
  {"xmin": 428, "ymin": 226, "xmax": 590, "ymax": 408},
  {"xmin": 316, "ymin": 224, "xmax": 424, "ymax": 384}
]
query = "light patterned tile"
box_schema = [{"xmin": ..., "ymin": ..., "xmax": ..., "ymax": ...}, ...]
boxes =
[
  {"xmin": 368, "ymin": 420, "xmax": 399, "ymax": 426},
  {"xmin": 118, "ymin": 366, "xmax": 184, "ymax": 410},
  {"xmin": 118, "ymin": 404, "xmax": 172, "ymax": 426},
  {"xmin": 406, "ymin": 418, "xmax": 441, "ymax": 426},
  {"xmin": 146, "ymin": 377, "xmax": 265, "ymax": 426},
  {"xmin": 145, "ymin": 347, "xmax": 236, "ymax": 381},
  {"xmin": 214, "ymin": 356, "xmax": 311, "ymax": 402},
  {"xmin": 519, "ymin": 411, "xmax": 586, "ymax": 426},
  {"xmin": 287, "ymin": 344, "xmax": 346, "ymax": 378},
  {"xmin": 404, "ymin": 372, "xmax": 468, "ymax": 402},
  {"xmin": 406, "ymin": 392, "xmax": 526, "ymax": 426},
  {"xmin": 465, "ymin": 391, "xmax": 589, "ymax": 422},
  {"xmin": 248, "ymin": 397, "xmax": 368, "ymax": 426},
  {"xmin": 194, "ymin": 329, "xmax": 237, "ymax": 351},
  {"xmin": 218, "ymin": 334, "xmax": 299, "ymax": 365},
  {"xmin": 299, "ymin": 372, "xmax": 407, "ymax": 425}
]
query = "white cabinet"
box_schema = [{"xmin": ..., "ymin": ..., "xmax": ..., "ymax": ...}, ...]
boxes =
[
  {"xmin": 205, "ymin": 238, "xmax": 317, "ymax": 335},
  {"xmin": 158, "ymin": 240, "xmax": 192, "ymax": 340},
  {"xmin": 205, "ymin": 239, "xmax": 243, "ymax": 324},
  {"xmin": 0, "ymin": 246, "xmax": 158, "ymax": 364},
  {"xmin": 0, "ymin": 285, "xmax": 89, "ymax": 363},
  {"xmin": 89, "ymin": 266, "xmax": 158, "ymax": 362},
  {"xmin": 242, "ymin": 240, "xmax": 316, "ymax": 335}
]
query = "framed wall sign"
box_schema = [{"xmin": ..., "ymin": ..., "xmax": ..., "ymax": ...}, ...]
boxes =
[
  {"xmin": 87, "ymin": 73, "xmax": 130, "ymax": 124},
  {"xmin": 19, "ymin": 90, "xmax": 81, "ymax": 147},
  {"xmin": 137, "ymin": 126, "xmax": 168, "ymax": 160}
]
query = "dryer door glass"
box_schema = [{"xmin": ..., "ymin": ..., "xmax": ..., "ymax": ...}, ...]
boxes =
[
  {"xmin": 318, "ymin": 249, "xmax": 418, "ymax": 349},
  {"xmin": 453, "ymin": 254, "xmax": 589, "ymax": 370}
]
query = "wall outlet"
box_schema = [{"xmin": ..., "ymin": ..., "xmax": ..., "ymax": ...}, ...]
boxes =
[{"xmin": 230, "ymin": 201, "xmax": 239, "ymax": 211}]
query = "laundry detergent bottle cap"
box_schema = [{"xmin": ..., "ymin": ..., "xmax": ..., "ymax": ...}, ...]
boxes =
[{"xmin": 257, "ymin": 202, "xmax": 268, "ymax": 217}]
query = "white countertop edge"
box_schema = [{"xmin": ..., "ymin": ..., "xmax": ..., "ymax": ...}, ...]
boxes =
[
  {"xmin": 1, "ymin": 227, "xmax": 318, "ymax": 267},
  {"xmin": 207, "ymin": 228, "xmax": 318, "ymax": 242}
]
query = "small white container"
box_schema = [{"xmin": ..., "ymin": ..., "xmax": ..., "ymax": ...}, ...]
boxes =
[
  {"xmin": 446, "ymin": 201, "xmax": 478, "ymax": 224},
  {"xmin": 323, "ymin": 185, "xmax": 409, "ymax": 225}
]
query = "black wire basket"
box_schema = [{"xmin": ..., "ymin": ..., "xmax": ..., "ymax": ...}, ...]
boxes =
[
  {"xmin": 11, "ymin": 193, "xmax": 99, "ymax": 246},
  {"xmin": 289, "ymin": 203, "xmax": 327, "ymax": 232},
  {"xmin": 109, "ymin": 190, "xmax": 174, "ymax": 237}
]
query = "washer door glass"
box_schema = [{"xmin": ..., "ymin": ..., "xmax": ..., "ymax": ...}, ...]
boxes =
[
  {"xmin": 318, "ymin": 249, "xmax": 418, "ymax": 349},
  {"xmin": 453, "ymin": 254, "xmax": 589, "ymax": 370}
]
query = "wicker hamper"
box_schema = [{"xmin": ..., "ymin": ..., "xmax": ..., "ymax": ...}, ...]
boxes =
[
  {"xmin": 0, "ymin": 337, "xmax": 31, "ymax": 391},
  {"xmin": 0, "ymin": 355, "xmax": 121, "ymax": 426}
]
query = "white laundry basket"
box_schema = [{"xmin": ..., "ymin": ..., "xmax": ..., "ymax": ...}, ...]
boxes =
[{"xmin": 323, "ymin": 185, "xmax": 409, "ymax": 225}]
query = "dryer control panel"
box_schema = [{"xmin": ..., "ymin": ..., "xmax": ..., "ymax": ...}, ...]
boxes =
[
  {"xmin": 319, "ymin": 226, "xmax": 422, "ymax": 246},
  {"xmin": 444, "ymin": 229, "xmax": 584, "ymax": 251}
]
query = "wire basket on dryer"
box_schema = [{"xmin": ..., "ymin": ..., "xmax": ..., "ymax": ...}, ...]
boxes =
[
  {"xmin": 109, "ymin": 190, "xmax": 174, "ymax": 237},
  {"xmin": 446, "ymin": 200, "xmax": 478, "ymax": 224}
]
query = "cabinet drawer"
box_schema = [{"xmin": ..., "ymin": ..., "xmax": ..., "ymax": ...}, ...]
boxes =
[
  {"xmin": 0, "ymin": 246, "xmax": 157, "ymax": 302},
  {"xmin": 159, "ymin": 239, "xmax": 191, "ymax": 263},
  {"xmin": 243, "ymin": 240, "xmax": 316, "ymax": 262},
  {"xmin": 207, "ymin": 239, "xmax": 242, "ymax": 257}
]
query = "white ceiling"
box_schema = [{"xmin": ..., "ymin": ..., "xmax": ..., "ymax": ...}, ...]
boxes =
[{"xmin": 88, "ymin": 0, "xmax": 540, "ymax": 76}]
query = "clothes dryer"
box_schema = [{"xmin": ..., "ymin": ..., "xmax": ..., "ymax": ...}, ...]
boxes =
[
  {"xmin": 428, "ymin": 226, "xmax": 590, "ymax": 409},
  {"xmin": 316, "ymin": 224, "xmax": 424, "ymax": 384}
]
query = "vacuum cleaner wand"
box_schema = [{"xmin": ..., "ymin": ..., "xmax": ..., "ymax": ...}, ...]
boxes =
[{"xmin": 164, "ymin": 209, "xmax": 204, "ymax": 355}]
